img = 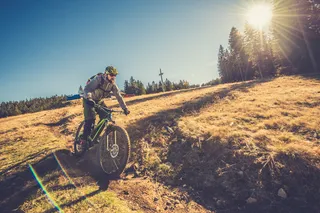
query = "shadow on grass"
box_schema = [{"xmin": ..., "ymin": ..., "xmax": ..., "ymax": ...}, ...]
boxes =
[
  {"xmin": 44, "ymin": 188, "xmax": 102, "ymax": 213},
  {"xmin": 0, "ymin": 148, "xmax": 53, "ymax": 176},
  {"xmin": 124, "ymin": 84, "xmax": 225, "ymax": 106},
  {"xmin": 126, "ymin": 79, "xmax": 267, "ymax": 150},
  {"xmin": 0, "ymin": 152, "xmax": 60, "ymax": 212},
  {"xmin": 44, "ymin": 115, "xmax": 77, "ymax": 127},
  {"xmin": 297, "ymin": 72, "xmax": 320, "ymax": 81},
  {"xmin": 166, "ymin": 135, "xmax": 320, "ymax": 213},
  {"xmin": 123, "ymin": 78, "xmax": 320, "ymax": 213},
  {"xmin": 0, "ymin": 149, "xmax": 113, "ymax": 212}
]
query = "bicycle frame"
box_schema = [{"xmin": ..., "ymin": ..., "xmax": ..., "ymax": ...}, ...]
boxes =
[
  {"xmin": 87, "ymin": 118, "xmax": 108, "ymax": 144},
  {"xmin": 87, "ymin": 107, "xmax": 114, "ymax": 145}
]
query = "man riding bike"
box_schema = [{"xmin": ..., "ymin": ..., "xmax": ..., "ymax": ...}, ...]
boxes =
[{"xmin": 81, "ymin": 66, "xmax": 130, "ymax": 146}]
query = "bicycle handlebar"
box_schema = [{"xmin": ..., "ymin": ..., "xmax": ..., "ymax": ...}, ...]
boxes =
[
  {"xmin": 94, "ymin": 103, "xmax": 123, "ymax": 114},
  {"xmin": 84, "ymin": 98, "xmax": 124, "ymax": 114}
]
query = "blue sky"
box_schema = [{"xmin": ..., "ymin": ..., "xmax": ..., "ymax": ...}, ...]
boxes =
[{"xmin": 0, "ymin": 0, "xmax": 249, "ymax": 102}]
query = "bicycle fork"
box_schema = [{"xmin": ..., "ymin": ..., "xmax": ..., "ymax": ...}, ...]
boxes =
[{"xmin": 105, "ymin": 124, "xmax": 119, "ymax": 159}]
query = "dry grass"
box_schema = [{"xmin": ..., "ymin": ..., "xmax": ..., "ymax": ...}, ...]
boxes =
[
  {"xmin": 1, "ymin": 75, "xmax": 320, "ymax": 212},
  {"xmin": 19, "ymin": 170, "xmax": 135, "ymax": 213},
  {"xmin": 178, "ymin": 76, "xmax": 320, "ymax": 161},
  {"xmin": 1, "ymin": 86, "xmax": 217, "ymax": 212}
]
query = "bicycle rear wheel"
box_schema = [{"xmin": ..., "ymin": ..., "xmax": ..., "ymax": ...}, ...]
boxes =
[
  {"xmin": 99, "ymin": 124, "xmax": 130, "ymax": 177},
  {"xmin": 74, "ymin": 121, "xmax": 86, "ymax": 157}
]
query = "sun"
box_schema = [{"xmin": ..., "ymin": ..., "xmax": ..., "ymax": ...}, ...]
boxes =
[{"xmin": 247, "ymin": 4, "xmax": 273, "ymax": 29}]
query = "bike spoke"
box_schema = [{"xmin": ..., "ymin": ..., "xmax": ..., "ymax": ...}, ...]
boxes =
[
  {"xmin": 113, "ymin": 159, "xmax": 119, "ymax": 170},
  {"xmin": 98, "ymin": 125, "xmax": 130, "ymax": 175}
]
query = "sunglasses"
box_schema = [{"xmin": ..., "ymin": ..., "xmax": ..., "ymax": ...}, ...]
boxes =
[{"xmin": 109, "ymin": 74, "xmax": 117, "ymax": 77}]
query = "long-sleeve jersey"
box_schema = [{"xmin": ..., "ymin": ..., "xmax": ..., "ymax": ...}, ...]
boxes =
[{"xmin": 84, "ymin": 74, "xmax": 128, "ymax": 110}]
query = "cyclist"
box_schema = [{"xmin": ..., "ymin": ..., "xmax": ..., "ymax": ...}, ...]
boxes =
[{"xmin": 81, "ymin": 66, "xmax": 130, "ymax": 146}]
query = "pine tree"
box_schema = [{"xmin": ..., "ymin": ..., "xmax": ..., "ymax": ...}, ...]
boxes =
[
  {"xmin": 124, "ymin": 80, "xmax": 129, "ymax": 94},
  {"xmin": 165, "ymin": 78, "xmax": 173, "ymax": 91},
  {"xmin": 271, "ymin": 0, "xmax": 320, "ymax": 73},
  {"xmin": 218, "ymin": 45, "xmax": 225, "ymax": 81}
]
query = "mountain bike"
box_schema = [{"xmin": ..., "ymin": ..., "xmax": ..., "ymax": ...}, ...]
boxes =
[{"xmin": 73, "ymin": 103, "xmax": 130, "ymax": 177}]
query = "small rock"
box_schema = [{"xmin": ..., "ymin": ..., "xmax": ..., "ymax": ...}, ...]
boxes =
[
  {"xmin": 132, "ymin": 206, "xmax": 139, "ymax": 211},
  {"xmin": 165, "ymin": 126, "xmax": 174, "ymax": 134},
  {"xmin": 237, "ymin": 171, "xmax": 244, "ymax": 176},
  {"xmin": 165, "ymin": 162, "xmax": 173, "ymax": 167},
  {"xmin": 133, "ymin": 162, "xmax": 140, "ymax": 170},
  {"xmin": 230, "ymin": 122, "xmax": 234, "ymax": 126},
  {"xmin": 6, "ymin": 175, "xmax": 17, "ymax": 181},
  {"xmin": 123, "ymin": 190, "xmax": 129, "ymax": 195},
  {"xmin": 216, "ymin": 200, "xmax": 225, "ymax": 207},
  {"xmin": 166, "ymin": 201, "xmax": 172, "ymax": 206},
  {"xmin": 274, "ymin": 180, "xmax": 281, "ymax": 185},
  {"xmin": 175, "ymin": 203, "xmax": 184, "ymax": 209},
  {"xmin": 166, "ymin": 179, "xmax": 175, "ymax": 185},
  {"xmin": 278, "ymin": 188, "xmax": 287, "ymax": 198},
  {"xmin": 87, "ymin": 208, "xmax": 92, "ymax": 212},
  {"xmin": 246, "ymin": 197, "xmax": 257, "ymax": 204},
  {"xmin": 154, "ymin": 197, "xmax": 159, "ymax": 202},
  {"xmin": 125, "ymin": 173, "xmax": 135, "ymax": 180}
]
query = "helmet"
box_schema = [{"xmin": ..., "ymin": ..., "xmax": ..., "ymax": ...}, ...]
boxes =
[{"xmin": 105, "ymin": 66, "xmax": 118, "ymax": 76}]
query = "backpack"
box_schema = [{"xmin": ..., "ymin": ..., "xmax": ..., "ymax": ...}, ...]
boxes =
[
  {"xmin": 86, "ymin": 73, "xmax": 111, "ymax": 94},
  {"xmin": 86, "ymin": 72, "xmax": 104, "ymax": 86}
]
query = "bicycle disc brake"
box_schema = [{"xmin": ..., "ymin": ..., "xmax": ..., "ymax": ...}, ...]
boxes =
[{"xmin": 110, "ymin": 144, "xmax": 119, "ymax": 158}]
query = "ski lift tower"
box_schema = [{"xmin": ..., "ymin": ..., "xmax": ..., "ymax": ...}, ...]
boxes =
[{"xmin": 159, "ymin": 68, "xmax": 165, "ymax": 92}]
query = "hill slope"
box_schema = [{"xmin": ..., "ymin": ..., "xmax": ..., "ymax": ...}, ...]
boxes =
[{"xmin": 0, "ymin": 75, "xmax": 319, "ymax": 212}]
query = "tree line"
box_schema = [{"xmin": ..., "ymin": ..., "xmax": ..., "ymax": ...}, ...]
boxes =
[
  {"xmin": 1, "ymin": 76, "xmax": 213, "ymax": 118},
  {"xmin": 0, "ymin": 95, "xmax": 68, "ymax": 118},
  {"xmin": 218, "ymin": 0, "xmax": 320, "ymax": 83},
  {"xmin": 124, "ymin": 76, "xmax": 206, "ymax": 95}
]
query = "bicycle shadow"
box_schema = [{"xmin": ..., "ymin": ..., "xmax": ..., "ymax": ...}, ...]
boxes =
[{"xmin": 55, "ymin": 148, "xmax": 113, "ymax": 188}]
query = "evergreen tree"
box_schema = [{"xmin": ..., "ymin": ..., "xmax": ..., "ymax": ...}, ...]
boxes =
[
  {"xmin": 158, "ymin": 81, "xmax": 164, "ymax": 92},
  {"xmin": 218, "ymin": 45, "xmax": 225, "ymax": 81},
  {"xmin": 165, "ymin": 78, "xmax": 173, "ymax": 91},
  {"xmin": 272, "ymin": 0, "xmax": 320, "ymax": 73},
  {"xmin": 136, "ymin": 80, "xmax": 146, "ymax": 95},
  {"xmin": 151, "ymin": 81, "xmax": 157, "ymax": 93},
  {"xmin": 146, "ymin": 83, "xmax": 152, "ymax": 94},
  {"xmin": 124, "ymin": 80, "xmax": 129, "ymax": 94}
]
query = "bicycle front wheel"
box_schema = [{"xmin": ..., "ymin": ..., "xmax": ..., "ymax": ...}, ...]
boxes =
[{"xmin": 99, "ymin": 124, "xmax": 131, "ymax": 177}]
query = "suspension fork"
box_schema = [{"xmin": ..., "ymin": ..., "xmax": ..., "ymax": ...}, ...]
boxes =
[{"xmin": 105, "ymin": 123, "xmax": 117, "ymax": 151}]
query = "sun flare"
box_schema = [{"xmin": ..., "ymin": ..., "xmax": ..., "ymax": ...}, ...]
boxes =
[{"xmin": 247, "ymin": 4, "xmax": 273, "ymax": 29}]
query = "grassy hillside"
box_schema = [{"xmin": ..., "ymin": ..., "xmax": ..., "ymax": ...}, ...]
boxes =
[{"xmin": 0, "ymin": 75, "xmax": 319, "ymax": 212}]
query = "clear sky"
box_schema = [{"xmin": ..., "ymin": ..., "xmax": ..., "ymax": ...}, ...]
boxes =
[{"xmin": 0, "ymin": 0, "xmax": 249, "ymax": 102}]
